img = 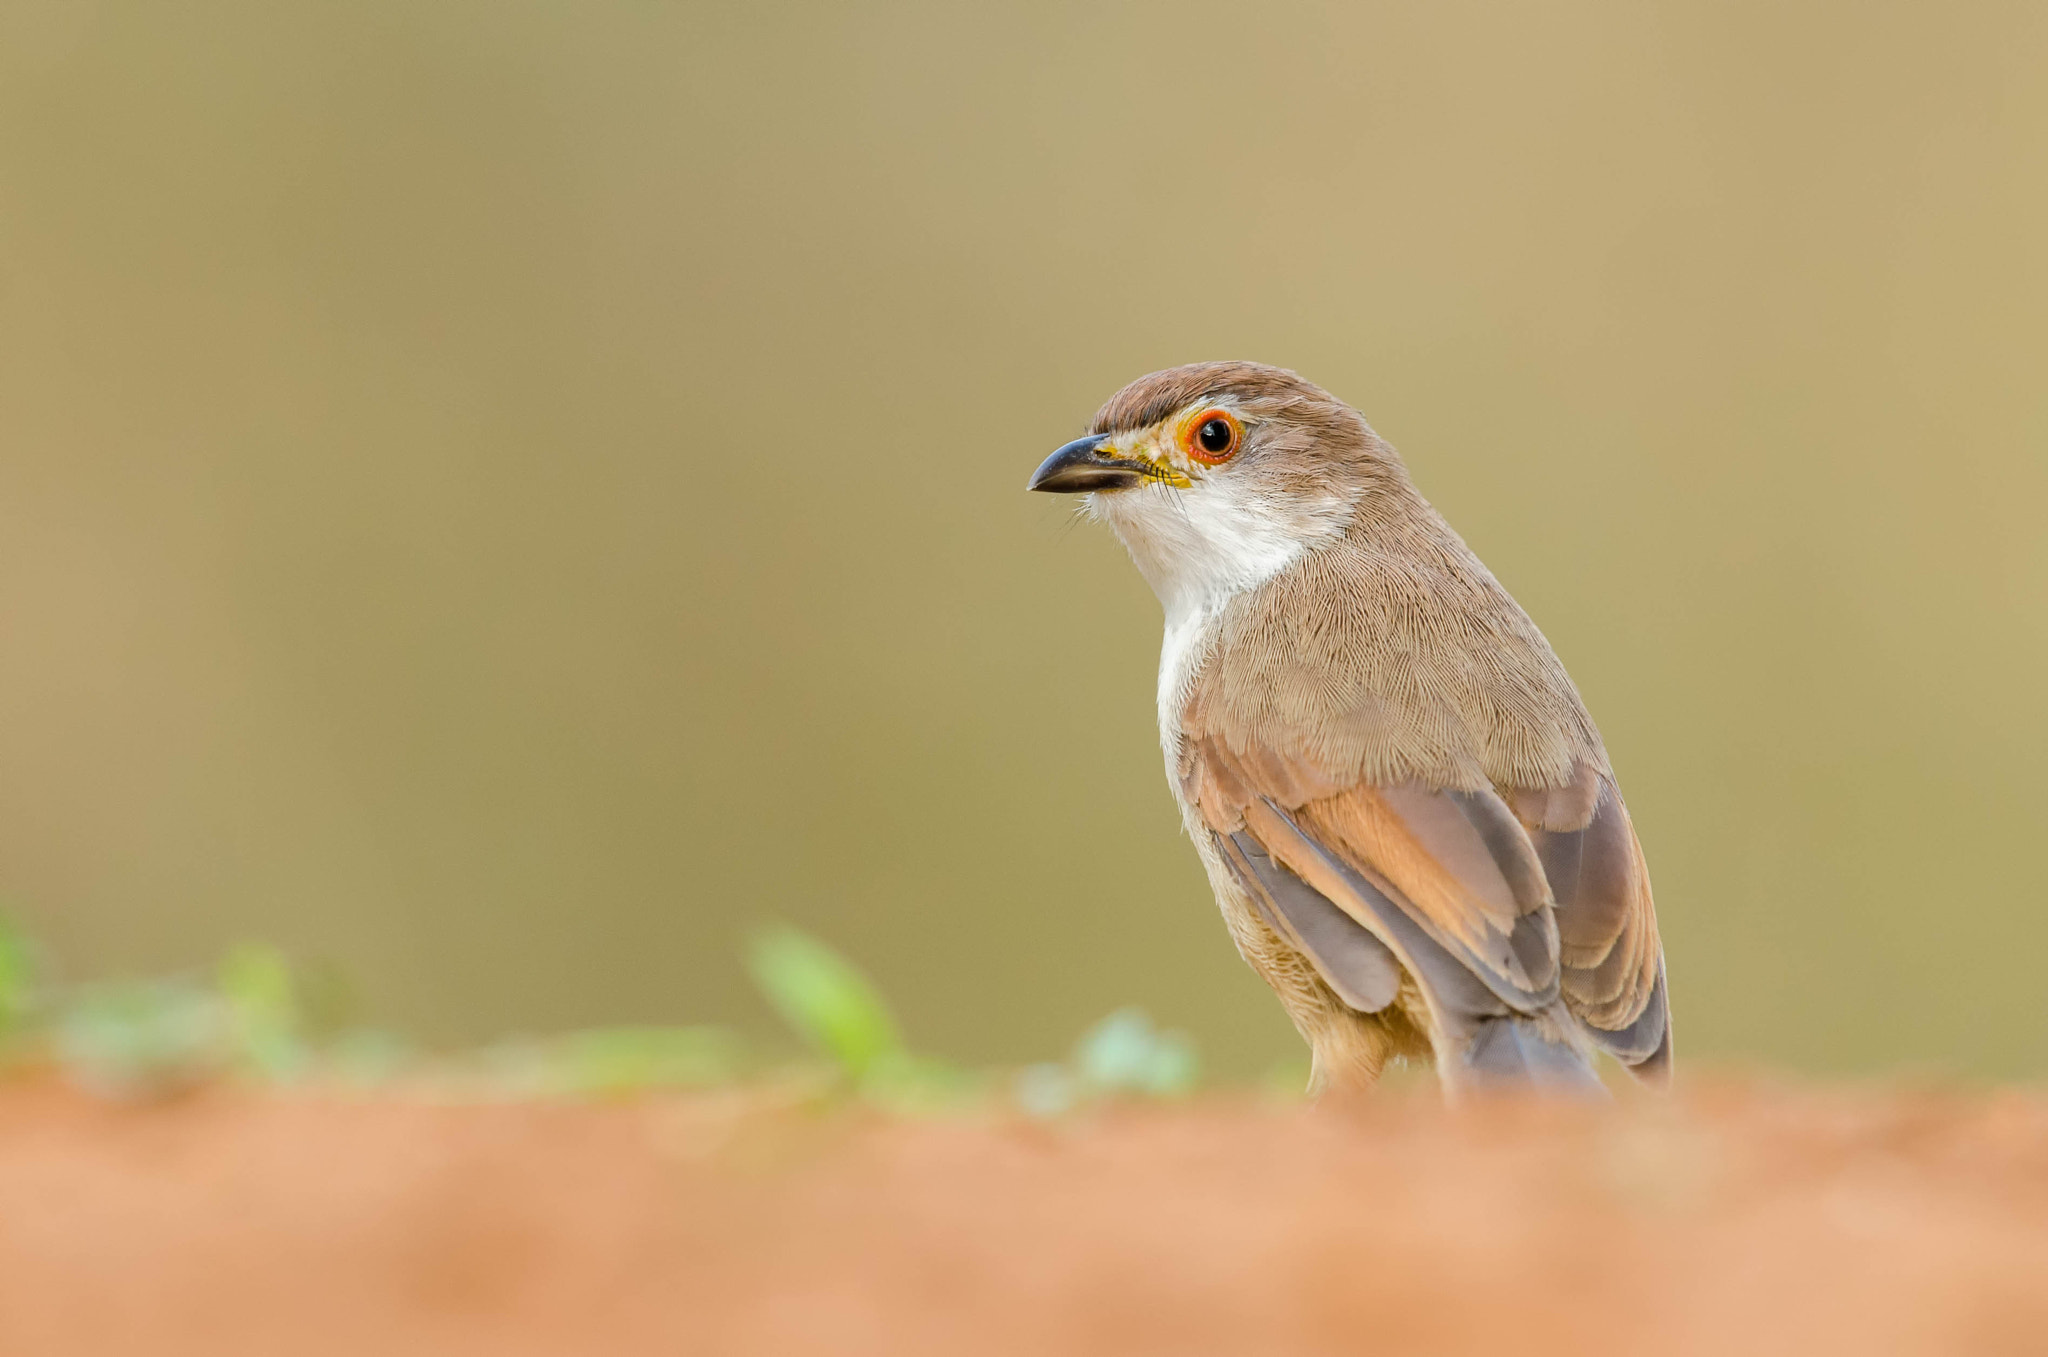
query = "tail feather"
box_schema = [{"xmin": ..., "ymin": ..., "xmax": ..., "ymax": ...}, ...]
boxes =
[
  {"xmin": 1462, "ymin": 1017, "xmax": 1605, "ymax": 1093},
  {"xmin": 1584, "ymin": 957, "xmax": 1670, "ymax": 1075}
]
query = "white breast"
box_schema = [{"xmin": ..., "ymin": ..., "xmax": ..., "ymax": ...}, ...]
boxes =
[
  {"xmin": 1155, "ymin": 600, "xmax": 1219, "ymax": 762},
  {"xmin": 1086, "ymin": 480, "xmax": 1348, "ymax": 770}
]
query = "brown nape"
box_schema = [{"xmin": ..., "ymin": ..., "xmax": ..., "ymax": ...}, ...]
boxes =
[{"xmin": 1088, "ymin": 361, "xmax": 1350, "ymax": 437}]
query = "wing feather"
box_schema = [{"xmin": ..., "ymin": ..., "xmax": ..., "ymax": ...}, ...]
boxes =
[
  {"xmin": 1520, "ymin": 769, "xmax": 1665, "ymax": 1059},
  {"xmin": 1279, "ymin": 784, "xmax": 1559, "ymax": 1009},
  {"xmin": 1183, "ymin": 733, "xmax": 1669, "ymax": 1074},
  {"xmin": 1237, "ymin": 804, "xmax": 1511, "ymax": 1036},
  {"xmin": 1218, "ymin": 833, "xmax": 1402, "ymax": 1013}
]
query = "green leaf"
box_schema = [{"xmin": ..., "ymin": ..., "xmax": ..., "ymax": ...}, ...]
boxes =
[
  {"xmin": 1073, "ymin": 1008, "xmax": 1200, "ymax": 1097},
  {"xmin": 54, "ymin": 978, "xmax": 231, "ymax": 1096},
  {"xmin": 542, "ymin": 1026, "xmax": 740, "ymax": 1096},
  {"xmin": 217, "ymin": 942, "xmax": 306, "ymax": 1080},
  {"xmin": 0, "ymin": 914, "xmax": 38, "ymax": 1040},
  {"xmin": 746, "ymin": 923, "xmax": 903, "ymax": 1082}
]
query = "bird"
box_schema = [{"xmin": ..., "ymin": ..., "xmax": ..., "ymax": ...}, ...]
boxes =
[{"xmin": 1027, "ymin": 362, "xmax": 1669, "ymax": 1097}]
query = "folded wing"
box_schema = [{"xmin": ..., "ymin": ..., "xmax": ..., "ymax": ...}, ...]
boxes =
[
  {"xmin": 1187, "ymin": 735, "xmax": 1668, "ymax": 1081},
  {"xmin": 1514, "ymin": 767, "xmax": 1670, "ymax": 1074}
]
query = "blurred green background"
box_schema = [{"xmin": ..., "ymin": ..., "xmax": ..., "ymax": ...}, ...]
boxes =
[{"xmin": 1, "ymin": 0, "xmax": 2043, "ymax": 1079}]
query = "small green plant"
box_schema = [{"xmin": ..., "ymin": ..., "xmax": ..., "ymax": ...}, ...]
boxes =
[
  {"xmin": 217, "ymin": 943, "xmax": 307, "ymax": 1081},
  {"xmin": 746, "ymin": 922, "xmax": 905, "ymax": 1082},
  {"xmin": 0, "ymin": 912, "xmax": 1208, "ymax": 1113},
  {"xmin": 484, "ymin": 1025, "xmax": 741, "ymax": 1097},
  {"xmin": 52, "ymin": 977, "xmax": 233, "ymax": 1096},
  {"xmin": 36, "ymin": 938, "xmax": 403, "ymax": 1095},
  {"xmin": 745, "ymin": 922, "xmax": 975, "ymax": 1108},
  {"xmin": 0, "ymin": 915, "xmax": 37, "ymax": 1045},
  {"xmin": 1074, "ymin": 1008, "xmax": 1199, "ymax": 1095},
  {"xmin": 549, "ymin": 1026, "xmax": 740, "ymax": 1093},
  {"xmin": 1013, "ymin": 1007, "xmax": 1202, "ymax": 1116}
]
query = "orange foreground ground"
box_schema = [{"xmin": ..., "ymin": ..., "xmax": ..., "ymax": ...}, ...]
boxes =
[{"xmin": 0, "ymin": 1075, "xmax": 2044, "ymax": 1356}]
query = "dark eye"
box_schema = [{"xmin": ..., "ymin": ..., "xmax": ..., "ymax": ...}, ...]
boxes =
[{"xmin": 1183, "ymin": 408, "xmax": 1242, "ymax": 464}]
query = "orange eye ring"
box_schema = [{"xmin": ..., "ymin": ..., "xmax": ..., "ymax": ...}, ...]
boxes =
[{"xmin": 1182, "ymin": 409, "xmax": 1242, "ymax": 465}]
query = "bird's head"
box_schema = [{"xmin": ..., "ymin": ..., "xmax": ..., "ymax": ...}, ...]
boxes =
[{"xmin": 1029, "ymin": 362, "xmax": 1403, "ymax": 614}]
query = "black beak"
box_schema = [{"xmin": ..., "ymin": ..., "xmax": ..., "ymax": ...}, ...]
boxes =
[{"xmin": 1027, "ymin": 435, "xmax": 1149, "ymax": 494}]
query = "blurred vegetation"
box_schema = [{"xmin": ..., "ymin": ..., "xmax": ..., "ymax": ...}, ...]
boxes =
[
  {"xmin": 1013, "ymin": 1009, "xmax": 1201, "ymax": 1117},
  {"xmin": 745, "ymin": 923, "xmax": 979, "ymax": 1110},
  {"xmin": 746, "ymin": 923, "xmax": 904, "ymax": 1084},
  {"xmin": 0, "ymin": 915, "xmax": 1212, "ymax": 1111}
]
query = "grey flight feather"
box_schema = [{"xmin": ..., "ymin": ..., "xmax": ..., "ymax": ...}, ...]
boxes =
[
  {"xmin": 1244, "ymin": 805, "xmax": 1511, "ymax": 1025},
  {"xmin": 1582, "ymin": 958, "xmax": 1670, "ymax": 1067},
  {"xmin": 1222, "ymin": 832, "xmax": 1402, "ymax": 1013}
]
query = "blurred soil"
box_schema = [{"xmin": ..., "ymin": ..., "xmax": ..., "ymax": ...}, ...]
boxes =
[{"xmin": 0, "ymin": 1075, "xmax": 2044, "ymax": 1356}]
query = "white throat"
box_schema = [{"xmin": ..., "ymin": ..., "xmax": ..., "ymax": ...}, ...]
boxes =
[{"xmin": 1087, "ymin": 481, "xmax": 1351, "ymax": 761}]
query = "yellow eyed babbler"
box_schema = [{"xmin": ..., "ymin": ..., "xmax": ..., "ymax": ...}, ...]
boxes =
[{"xmin": 1030, "ymin": 363, "xmax": 1669, "ymax": 1097}]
